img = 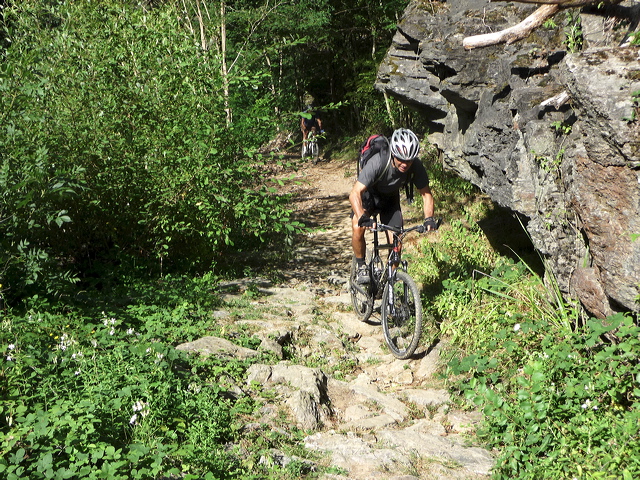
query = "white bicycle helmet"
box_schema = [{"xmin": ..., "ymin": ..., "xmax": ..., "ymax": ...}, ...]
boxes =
[{"xmin": 390, "ymin": 128, "xmax": 420, "ymax": 161}]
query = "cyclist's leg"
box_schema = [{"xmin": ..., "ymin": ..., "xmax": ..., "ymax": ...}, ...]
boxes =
[
  {"xmin": 351, "ymin": 191, "xmax": 378, "ymax": 283},
  {"xmin": 351, "ymin": 191, "xmax": 377, "ymax": 259},
  {"xmin": 351, "ymin": 214, "xmax": 366, "ymax": 259},
  {"xmin": 379, "ymin": 193, "xmax": 403, "ymax": 251}
]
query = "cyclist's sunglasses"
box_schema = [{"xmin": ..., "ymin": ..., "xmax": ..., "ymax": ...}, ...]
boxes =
[{"xmin": 394, "ymin": 156, "xmax": 415, "ymax": 164}]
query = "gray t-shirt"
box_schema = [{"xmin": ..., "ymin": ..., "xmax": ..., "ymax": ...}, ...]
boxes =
[{"xmin": 358, "ymin": 150, "xmax": 429, "ymax": 196}]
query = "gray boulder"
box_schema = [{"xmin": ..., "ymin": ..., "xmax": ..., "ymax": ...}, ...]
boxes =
[{"xmin": 376, "ymin": 0, "xmax": 640, "ymax": 315}]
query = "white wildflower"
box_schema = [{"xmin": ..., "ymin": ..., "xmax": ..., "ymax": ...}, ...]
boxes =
[
  {"xmin": 8, "ymin": 344, "xmax": 15, "ymax": 350},
  {"xmin": 132, "ymin": 400, "xmax": 150, "ymax": 421},
  {"xmin": 513, "ymin": 323, "xmax": 521, "ymax": 332},
  {"xmin": 129, "ymin": 414, "xmax": 138, "ymax": 425},
  {"xmin": 57, "ymin": 333, "xmax": 75, "ymax": 352},
  {"xmin": 127, "ymin": 328, "xmax": 135, "ymax": 335}
]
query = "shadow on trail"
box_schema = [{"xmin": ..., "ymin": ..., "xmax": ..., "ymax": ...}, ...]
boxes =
[
  {"xmin": 283, "ymin": 191, "xmax": 352, "ymax": 285},
  {"xmin": 292, "ymin": 191, "xmax": 350, "ymax": 229}
]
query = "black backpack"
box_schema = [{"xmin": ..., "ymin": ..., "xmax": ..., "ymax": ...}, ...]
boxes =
[
  {"xmin": 357, "ymin": 134, "xmax": 414, "ymax": 204},
  {"xmin": 358, "ymin": 134, "xmax": 391, "ymax": 181}
]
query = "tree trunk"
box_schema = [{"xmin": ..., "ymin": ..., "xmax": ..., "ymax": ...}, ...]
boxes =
[
  {"xmin": 220, "ymin": 0, "xmax": 232, "ymax": 125},
  {"xmin": 195, "ymin": 0, "xmax": 207, "ymax": 51},
  {"xmin": 383, "ymin": 90, "xmax": 395, "ymax": 129}
]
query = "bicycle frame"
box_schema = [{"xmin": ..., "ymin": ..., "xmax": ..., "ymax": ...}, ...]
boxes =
[
  {"xmin": 368, "ymin": 217, "xmax": 417, "ymax": 295},
  {"xmin": 349, "ymin": 218, "xmax": 415, "ymax": 304},
  {"xmin": 301, "ymin": 128, "xmax": 320, "ymax": 162}
]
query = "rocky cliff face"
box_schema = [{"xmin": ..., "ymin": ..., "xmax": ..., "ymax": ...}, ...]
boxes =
[{"xmin": 377, "ymin": 0, "xmax": 640, "ymax": 317}]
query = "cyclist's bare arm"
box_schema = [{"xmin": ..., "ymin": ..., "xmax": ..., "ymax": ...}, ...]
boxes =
[
  {"xmin": 419, "ymin": 184, "xmax": 436, "ymax": 230},
  {"xmin": 349, "ymin": 181, "xmax": 368, "ymax": 220}
]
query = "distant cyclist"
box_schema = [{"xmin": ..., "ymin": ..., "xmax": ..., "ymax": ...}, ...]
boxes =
[
  {"xmin": 300, "ymin": 105, "xmax": 324, "ymax": 142},
  {"xmin": 349, "ymin": 128, "xmax": 438, "ymax": 284}
]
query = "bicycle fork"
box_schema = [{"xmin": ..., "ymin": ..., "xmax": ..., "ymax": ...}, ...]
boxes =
[{"xmin": 386, "ymin": 247, "xmax": 408, "ymax": 316}]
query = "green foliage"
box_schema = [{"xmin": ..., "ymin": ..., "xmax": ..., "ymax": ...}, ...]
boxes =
[
  {"xmin": 449, "ymin": 313, "xmax": 640, "ymax": 479},
  {"xmin": 0, "ymin": 48, "xmax": 82, "ymax": 298},
  {"xmin": 0, "ymin": 1, "xmax": 303, "ymax": 303},
  {"xmin": 564, "ymin": 10, "xmax": 583, "ymax": 53},
  {"xmin": 423, "ymin": 229, "xmax": 639, "ymax": 479},
  {"xmin": 409, "ymin": 193, "xmax": 640, "ymax": 478},
  {"xmin": 0, "ymin": 303, "xmax": 252, "ymax": 479},
  {"xmin": 533, "ymin": 148, "xmax": 564, "ymax": 175},
  {"xmin": 551, "ymin": 120, "xmax": 572, "ymax": 135},
  {"xmin": 0, "ymin": 0, "xmax": 413, "ymax": 305},
  {"xmin": 413, "ymin": 217, "xmax": 496, "ymax": 288}
]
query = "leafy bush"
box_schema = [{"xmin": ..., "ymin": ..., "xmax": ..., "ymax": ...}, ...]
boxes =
[
  {"xmin": 0, "ymin": 275, "xmax": 258, "ymax": 479},
  {"xmin": 449, "ymin": 312, "xmax": 640, "ymax": 479},
  {"xmin": 0, "ymin": 1, "xmax": 302, "ymax": 304},
  {"xmin": 435, "ymin": 255, "xmax": 640, "ymax": 479}
]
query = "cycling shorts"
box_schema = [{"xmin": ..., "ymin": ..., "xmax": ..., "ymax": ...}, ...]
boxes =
[
  {"xmin": 303, "ymin": 118, "xmax": 318, "ymax": 129},
  {"xmin": 356, "ymin": 190, "xmax": 403, "ymax": 228}
]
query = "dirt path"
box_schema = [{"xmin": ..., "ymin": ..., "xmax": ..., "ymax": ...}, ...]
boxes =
[{"xmin": 255, "ymin": 153, "xmax": 495, "ymax": 479}]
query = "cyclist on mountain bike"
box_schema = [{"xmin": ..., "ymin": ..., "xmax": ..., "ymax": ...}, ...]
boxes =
[
  {"xmin": 349, "ymin": 128, "xmax": 438, "ymax": 284},
  {"xmin": 300, "ymin": 105, "xmax": 324, "ymax": 142}
]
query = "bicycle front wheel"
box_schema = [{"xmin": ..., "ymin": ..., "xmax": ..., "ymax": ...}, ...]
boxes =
[
  {"xmin": 381, "ymin": 270, "xmax": 422, "ymax": 359},
  {"xmin": 349, "ymin": 256, "xmax": 373, "ymax": 322},
  {"xmin": 311, "ymin": 141, "xmax": 319, "ymax": 163}
]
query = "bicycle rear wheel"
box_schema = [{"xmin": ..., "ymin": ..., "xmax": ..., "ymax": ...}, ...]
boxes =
[
  {"xmin": 349, "ymin": 256, "xmax": 373, "ymax": 322},
  {"xmin": 381, "ymin": 270, "xmax": 422, "ymax": 359}
]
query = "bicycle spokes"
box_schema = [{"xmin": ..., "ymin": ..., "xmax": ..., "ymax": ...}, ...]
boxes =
[
  {"xmin": 349, "ymin": 256, "xmax": 373, "ymax": 322},
  {"xmin": 381, "ymin": 271, "xmax": 422, "ymax": 359}
]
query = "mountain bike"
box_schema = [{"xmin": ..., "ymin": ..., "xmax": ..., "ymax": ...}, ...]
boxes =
[
  {"xmin": 301, "ymin": 127, "xmax": 320, "ymax": 164},
  {"xmin": 349, "ymin": 217, "xmax": 441, "ymax": 359}
]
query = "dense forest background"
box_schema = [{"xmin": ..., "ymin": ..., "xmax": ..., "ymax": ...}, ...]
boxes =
[{"xmin": 0, "ymin": 0, "xmax": 415, "ymax": 307}]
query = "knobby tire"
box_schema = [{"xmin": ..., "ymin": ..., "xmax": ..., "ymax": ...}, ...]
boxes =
[
  {"xmin": 381, "ymin": 270, "xmax": 422, "ymax": 359},
  {"xmin": 349, "ymin": 256, "xmax": 373, "ymax": 322}
]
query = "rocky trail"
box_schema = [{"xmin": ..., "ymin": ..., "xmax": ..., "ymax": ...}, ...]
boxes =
[{"xmin": 178, "ymin": 154, "xmax": 495, "ymax": 479}]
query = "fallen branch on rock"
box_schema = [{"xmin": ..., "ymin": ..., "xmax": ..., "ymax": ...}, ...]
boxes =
[
  {"xmin": 489, "ymin": 0, "xmax": 622, "ymax": 5},
  {"xmin": 540, "ymin": 91, "xmax": 570, "ymax": 109},
  {"xmin": 463, "ymin": 4, "xmax": 560, "ymax": 50},
  {"xmin": 463, "ymin": 0, "xmax": 624, "ymax": 50}
]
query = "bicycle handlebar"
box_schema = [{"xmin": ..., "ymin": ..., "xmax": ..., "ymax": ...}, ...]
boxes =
[{"xmin": 373, "ymin": 217, "xmax": 442, "ymax": 236}]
